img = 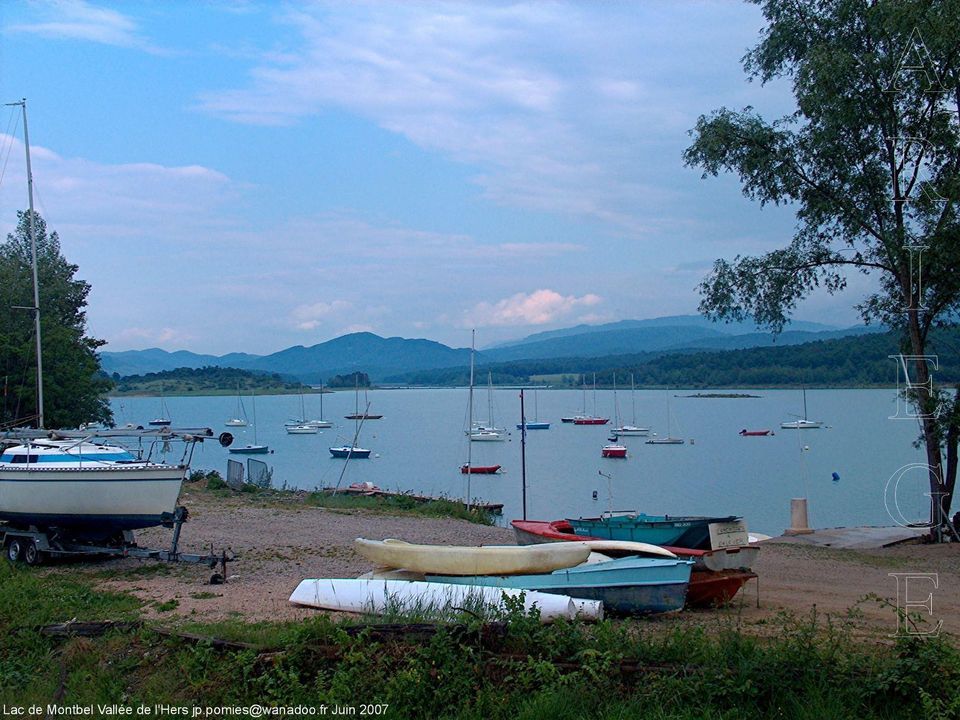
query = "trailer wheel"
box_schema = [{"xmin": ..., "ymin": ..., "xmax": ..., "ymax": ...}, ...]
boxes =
[
  {"xmin": 23, "ymin": 541, "xmax": 43, "ymax": 566},
  {"xmin": 6, "ymin": 539, "xmax": 23, "ymax": 562}
]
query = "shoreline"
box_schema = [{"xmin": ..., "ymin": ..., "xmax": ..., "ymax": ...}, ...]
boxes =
[{"xmin": 74, "ymin": 484, "xmax": 959, "ymax": 638}]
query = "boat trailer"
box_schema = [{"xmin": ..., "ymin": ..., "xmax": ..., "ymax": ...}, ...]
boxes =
[{"xmin": 2, "ymin": 506, "xmax": 234, "ymax": 584}]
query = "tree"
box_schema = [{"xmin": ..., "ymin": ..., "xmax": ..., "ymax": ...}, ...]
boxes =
[
  {"xmin": 0, "ymin": 210, "xmax": 113, "ymax": 428},
  {"xmin": 684, "ymin": 0, "xmax": 960, "ymax": 539}
]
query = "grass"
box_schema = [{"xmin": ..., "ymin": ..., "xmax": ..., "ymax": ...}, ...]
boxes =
[
  {"xmin": 4, "ymin": 561, "xmax": 960, "ymax": 718},
  {"xmin": 306, "ymin": 490, "xmax": 496, "ymax": 525}
]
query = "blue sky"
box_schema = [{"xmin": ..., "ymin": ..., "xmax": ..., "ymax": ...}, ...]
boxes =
[{"xmin": 0, "ymin": 1, "xmax": 872, "ymax": 355}]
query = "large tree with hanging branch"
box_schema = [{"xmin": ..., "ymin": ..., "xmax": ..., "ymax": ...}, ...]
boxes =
[{"xmin": 684, "ymin": 0, "xmax": 960, "ymax": 539}]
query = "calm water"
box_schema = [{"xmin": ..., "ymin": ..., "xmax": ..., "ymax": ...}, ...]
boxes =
[{"xmin": 112, "ymin": 388, "xmax": 930, "ymax": 536}]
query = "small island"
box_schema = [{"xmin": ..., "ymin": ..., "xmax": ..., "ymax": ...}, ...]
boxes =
[
  {"xmin": 109, "ymin": 366, "xmax": 318, "ymax": 396},
  {"xmin": 681, "ymin": 392, "xmax": 761, "ymax": 399}
]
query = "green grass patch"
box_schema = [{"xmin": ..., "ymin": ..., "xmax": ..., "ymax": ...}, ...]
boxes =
[
  {"xmin": 305, "ymin": 491, "xmax": 495, "ymax": 525},
  {"xmin": 4, "ymin": 563, "xmax": 960, "ymax": 718}
]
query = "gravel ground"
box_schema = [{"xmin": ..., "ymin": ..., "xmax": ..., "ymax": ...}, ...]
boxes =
[{"xmin": 80, "ymin": 485, "xmax": 960, "ymax": 636}]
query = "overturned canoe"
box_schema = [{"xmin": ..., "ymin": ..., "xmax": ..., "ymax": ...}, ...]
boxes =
[
  {"xmin": 354, "ymin": 538, "xmax": 591, "ymax": 576},
  {"xmin": 289, "ymin": 578, "xmax": 603, "ymax": 623}
]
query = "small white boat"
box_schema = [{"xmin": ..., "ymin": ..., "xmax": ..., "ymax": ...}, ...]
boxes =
[
  {"xmin": 781, "ymin": 388, "xmax": 822, "ymax": 429},
  {"xmin": 613, "ymin": 424, "xmax": 650, "ymax": 436},
  {"xmin": 329, "ymin": 446, "xmax": 371, "ymax": 458},
  {"xmin": 645, "ymin": 436, "xmax": 685, "ymax": 445},
  {"xmin": 225, "ymin": 383, "xmax": 248, "ymax": 427},
  {"xmin": 354, "ymin": 538, "xmax": 591, "ymax": 576},
  {"xmin": 285, "ymin": 424, "xmax": 319, "ymax": 435},
  {"xmin": 289, "ymin": 578, "xmax": 603, "ymax": 623}
]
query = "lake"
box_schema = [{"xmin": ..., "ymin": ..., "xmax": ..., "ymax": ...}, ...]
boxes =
[{"xmin": 112, "ymin": 387, "xmax": 932, "ymax": 536}]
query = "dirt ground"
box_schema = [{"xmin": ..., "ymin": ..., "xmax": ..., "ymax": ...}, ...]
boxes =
[{"xmin": 79, "ymin": 485, "xmax": 960, "ymax": 638}]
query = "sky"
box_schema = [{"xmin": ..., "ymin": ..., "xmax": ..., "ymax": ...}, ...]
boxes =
[{"xmin": 0, "ymin": 0, "xmax": 873, "ymax": 355}]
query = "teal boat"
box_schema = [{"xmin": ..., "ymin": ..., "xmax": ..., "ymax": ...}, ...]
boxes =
[
  {"xmin": 567, "ymin": 514, "xmax": 740, "ymax": 549},
  {"xmin": 426, "ymin": 555, "xmax": 693, "ymax": 615}
]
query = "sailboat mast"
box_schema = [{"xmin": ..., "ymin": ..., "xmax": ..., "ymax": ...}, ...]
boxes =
[
  {"xmin": 10, "ymin": 99, "xmax": 43, "ymax": 428},
  {"xmin": 467, "ymin": 330, "xmax": 475, "ymax": 510}
]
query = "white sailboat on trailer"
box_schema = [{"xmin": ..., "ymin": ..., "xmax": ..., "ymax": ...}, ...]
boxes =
[{"xmin": 0, "ymin": 100, "xmax": 212, "ymax": 550}]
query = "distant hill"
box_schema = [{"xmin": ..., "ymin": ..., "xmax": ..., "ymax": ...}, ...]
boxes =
[
  {"xmin": 101, "ymin": 332, "xmax": 472, "ymax": 383},
  {"xmin": 485, "ymin": 315, "xmax": 841, "ymax": 350},
  {"xmin": 100, "ymin": 315, "xmax": 880, "ymax": 382},
  {"xmin": 389, "ymin": 327, "xmax": 960, "ymax": 387}
]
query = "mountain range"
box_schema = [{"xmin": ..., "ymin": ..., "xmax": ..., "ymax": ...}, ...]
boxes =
[{"xmin": 100, "ymin": 315, "xmax": 881, "ymax": 382}]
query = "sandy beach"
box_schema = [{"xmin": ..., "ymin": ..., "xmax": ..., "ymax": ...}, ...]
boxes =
[{"xmin": 76, "ymin": 484, "xmax": 960, "ymax": 638}]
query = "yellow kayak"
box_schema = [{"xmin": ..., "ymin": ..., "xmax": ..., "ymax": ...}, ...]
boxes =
[{"xmin": 354, "ymin": 538, "xmax": 591, "ymax": 576}]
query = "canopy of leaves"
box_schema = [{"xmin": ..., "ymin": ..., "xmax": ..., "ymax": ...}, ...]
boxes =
[{"xmin": 0, "ymin": 211, "xmax": 112, "ymax": 428}]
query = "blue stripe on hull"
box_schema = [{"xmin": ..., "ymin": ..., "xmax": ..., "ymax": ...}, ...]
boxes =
[{"xmin": 0, "ymin": 511, "xmax": 172, "ymax": 532}]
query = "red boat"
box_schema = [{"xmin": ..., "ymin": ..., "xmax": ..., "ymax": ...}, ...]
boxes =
[
  {"xmin": 511, "ymin": 519, "xmax": 760, "ymax": 572},
  {"xmin": 739, "ymin": 429, "xmax": 772, "ymax": 436},
  {"xmin": 574, "ymin": 416, "xmax": 610, "ymax": 425},
  {"xmin": 460, "ymin": 464, "xmax": 502, "ymax": 474},
  {"xmin": 510, "ymin": 519, "xmax": 756, "ymax": 608},
  {"xmin": 602, "ymin": 444, "xmax": 627, "ymax": 458}
]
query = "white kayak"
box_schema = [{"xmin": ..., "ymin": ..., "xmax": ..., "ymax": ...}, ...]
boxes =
[
  {"xmin": 289, "ymin": 578, "xmax": 604, "ymax": 623},
  {"xmin": 354, "ymin": 538, "xmax": 591, "ymax": 576}
]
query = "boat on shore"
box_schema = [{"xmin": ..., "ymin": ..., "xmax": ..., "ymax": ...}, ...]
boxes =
[
  {"xmin": 289, "ymin": 578, "xmax": 603, "ymax": 623},
  {"xmin": 567, "ymin": 513, "xmax": 740, "ymax": 549},
  {"xmin": 425, "ymin": 554, "xmax": 694, "ymax": 615},
  {"xmin": 510, "ymin": 519, "xmax": 758, "ymax": 607},
  {"xmin": 354, "ymin": 538, "xmax": 591, "ymax": 576},
  {"xmin": 510, "ymin": 519, "xmax": 760, "ymax": 572},
  {"xmin": 0, "ymin": 428, "xmax": 219, "ymax": 541}
]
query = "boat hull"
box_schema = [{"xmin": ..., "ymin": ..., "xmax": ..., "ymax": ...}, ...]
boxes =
[
  {"xmin": 289, "ymin": 578, "xmax": 603, "ymax": 623},
  {"xmin": 427, "ymin": 556, "xmax": 693, "ymax": 615},
  {"xmin": 460, "ymin": 464, "xmax": 501, "ymax": 474},
  {"xmin": 573, "ymin": 417, "xmax": 609, "ymax": 425},
  {"xmin": 355, "ymin": 538, "xmax": 591, "ymax": 576},
  {"xmin": 568, "ymin": 515, "xmax": 738, "ymax": 549},
  {"xmin": 602, "ymin": 445, "xmax": 627, "ymax": 458},
  {"xmin": 517, "ymin": 422, "xmax": 550, "ymax": 430},
  {"xmin": 330, "ymin": 447, "xmax": 371, "ymax": 458},
  {"xmin": 228, "ymin": 445, "xmax": 270, "ymax": 454},
  {"xmin": 511, "ymin": 519, "xmax": 760, "ymax": 572},
  {"xmin": 0, "ymin": 465, "xmax": 185, "ymax": 533}
]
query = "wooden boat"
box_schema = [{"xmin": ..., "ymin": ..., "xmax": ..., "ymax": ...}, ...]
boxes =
[
  {"xmin": 568, "ymin": 513, "xmax": 740, "ymax": 549},
  {"xmin": 460, "ymin": 464, "xmax": 501, "ymax": 474},
  {"xmin": 601, "ymin": 443, "xmax": 627, "ymax": 458},
  {"xmin": 739, "ymin": 429, "xmax": 772, "ymax": 436},
  {"xmin": 510, "ymin": 520, "xmax": 758, "ymax": 607},
  {"xmin": 511, "ymin": 519, "xmax": 760, "ymax": 572},
  {"xmin": 289, "ymin": 578, "xmax": 603, "ymax": 623},
  {"xmin": 354, "ymin": 538, "xmax": 591, "ymax": 576},
  {"xmin": 426, "ymin": 554, "xmax": 694, "ymax": 615}
]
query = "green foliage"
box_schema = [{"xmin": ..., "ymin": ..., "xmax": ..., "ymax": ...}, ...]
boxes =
[
  {"xmin": 0, "ymin": 210, "xmax": 112, "ymax": 428},
  {"xmin": 306, "ymin": 491, "xmax": 495, "ymax": 525},
  {"xmin": 114, "ymin": 366, "xmax": 303, "ymax": 395},
  {"xmin": 4, "ymin": 562, "xmax": 960, "ymax": 718},
  {"xmin": 327, "ymin": 371, "xmax": 370, "ymax": 388}
]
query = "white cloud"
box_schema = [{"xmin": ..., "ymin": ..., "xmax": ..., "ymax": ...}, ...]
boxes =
[
  {"xmin": 463, "ymin": 289, "xmax": 603, "ymax": 328},
  {"xmin": 7, "ymin": 0, "xmax": 156, "ymax": 51},
  {"xmin": 196, "ymin": 2, "xmax": 767, "ymax": 238},
  {"xmin": 292, "ymin": 300, "xmax": 352, "ymax": 331}
]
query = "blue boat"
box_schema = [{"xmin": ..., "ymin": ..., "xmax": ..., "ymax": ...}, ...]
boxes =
[
  {"xmin": 516, "ymin": 421, "xmax": 551, "ymax": 430},
  {"xmin": 426, "ymin": 555, "xmax": 693, "ymax": 615},
  {"xmin": 567, "ymin": 514, "xmax": 740, "ymax": 549}
]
